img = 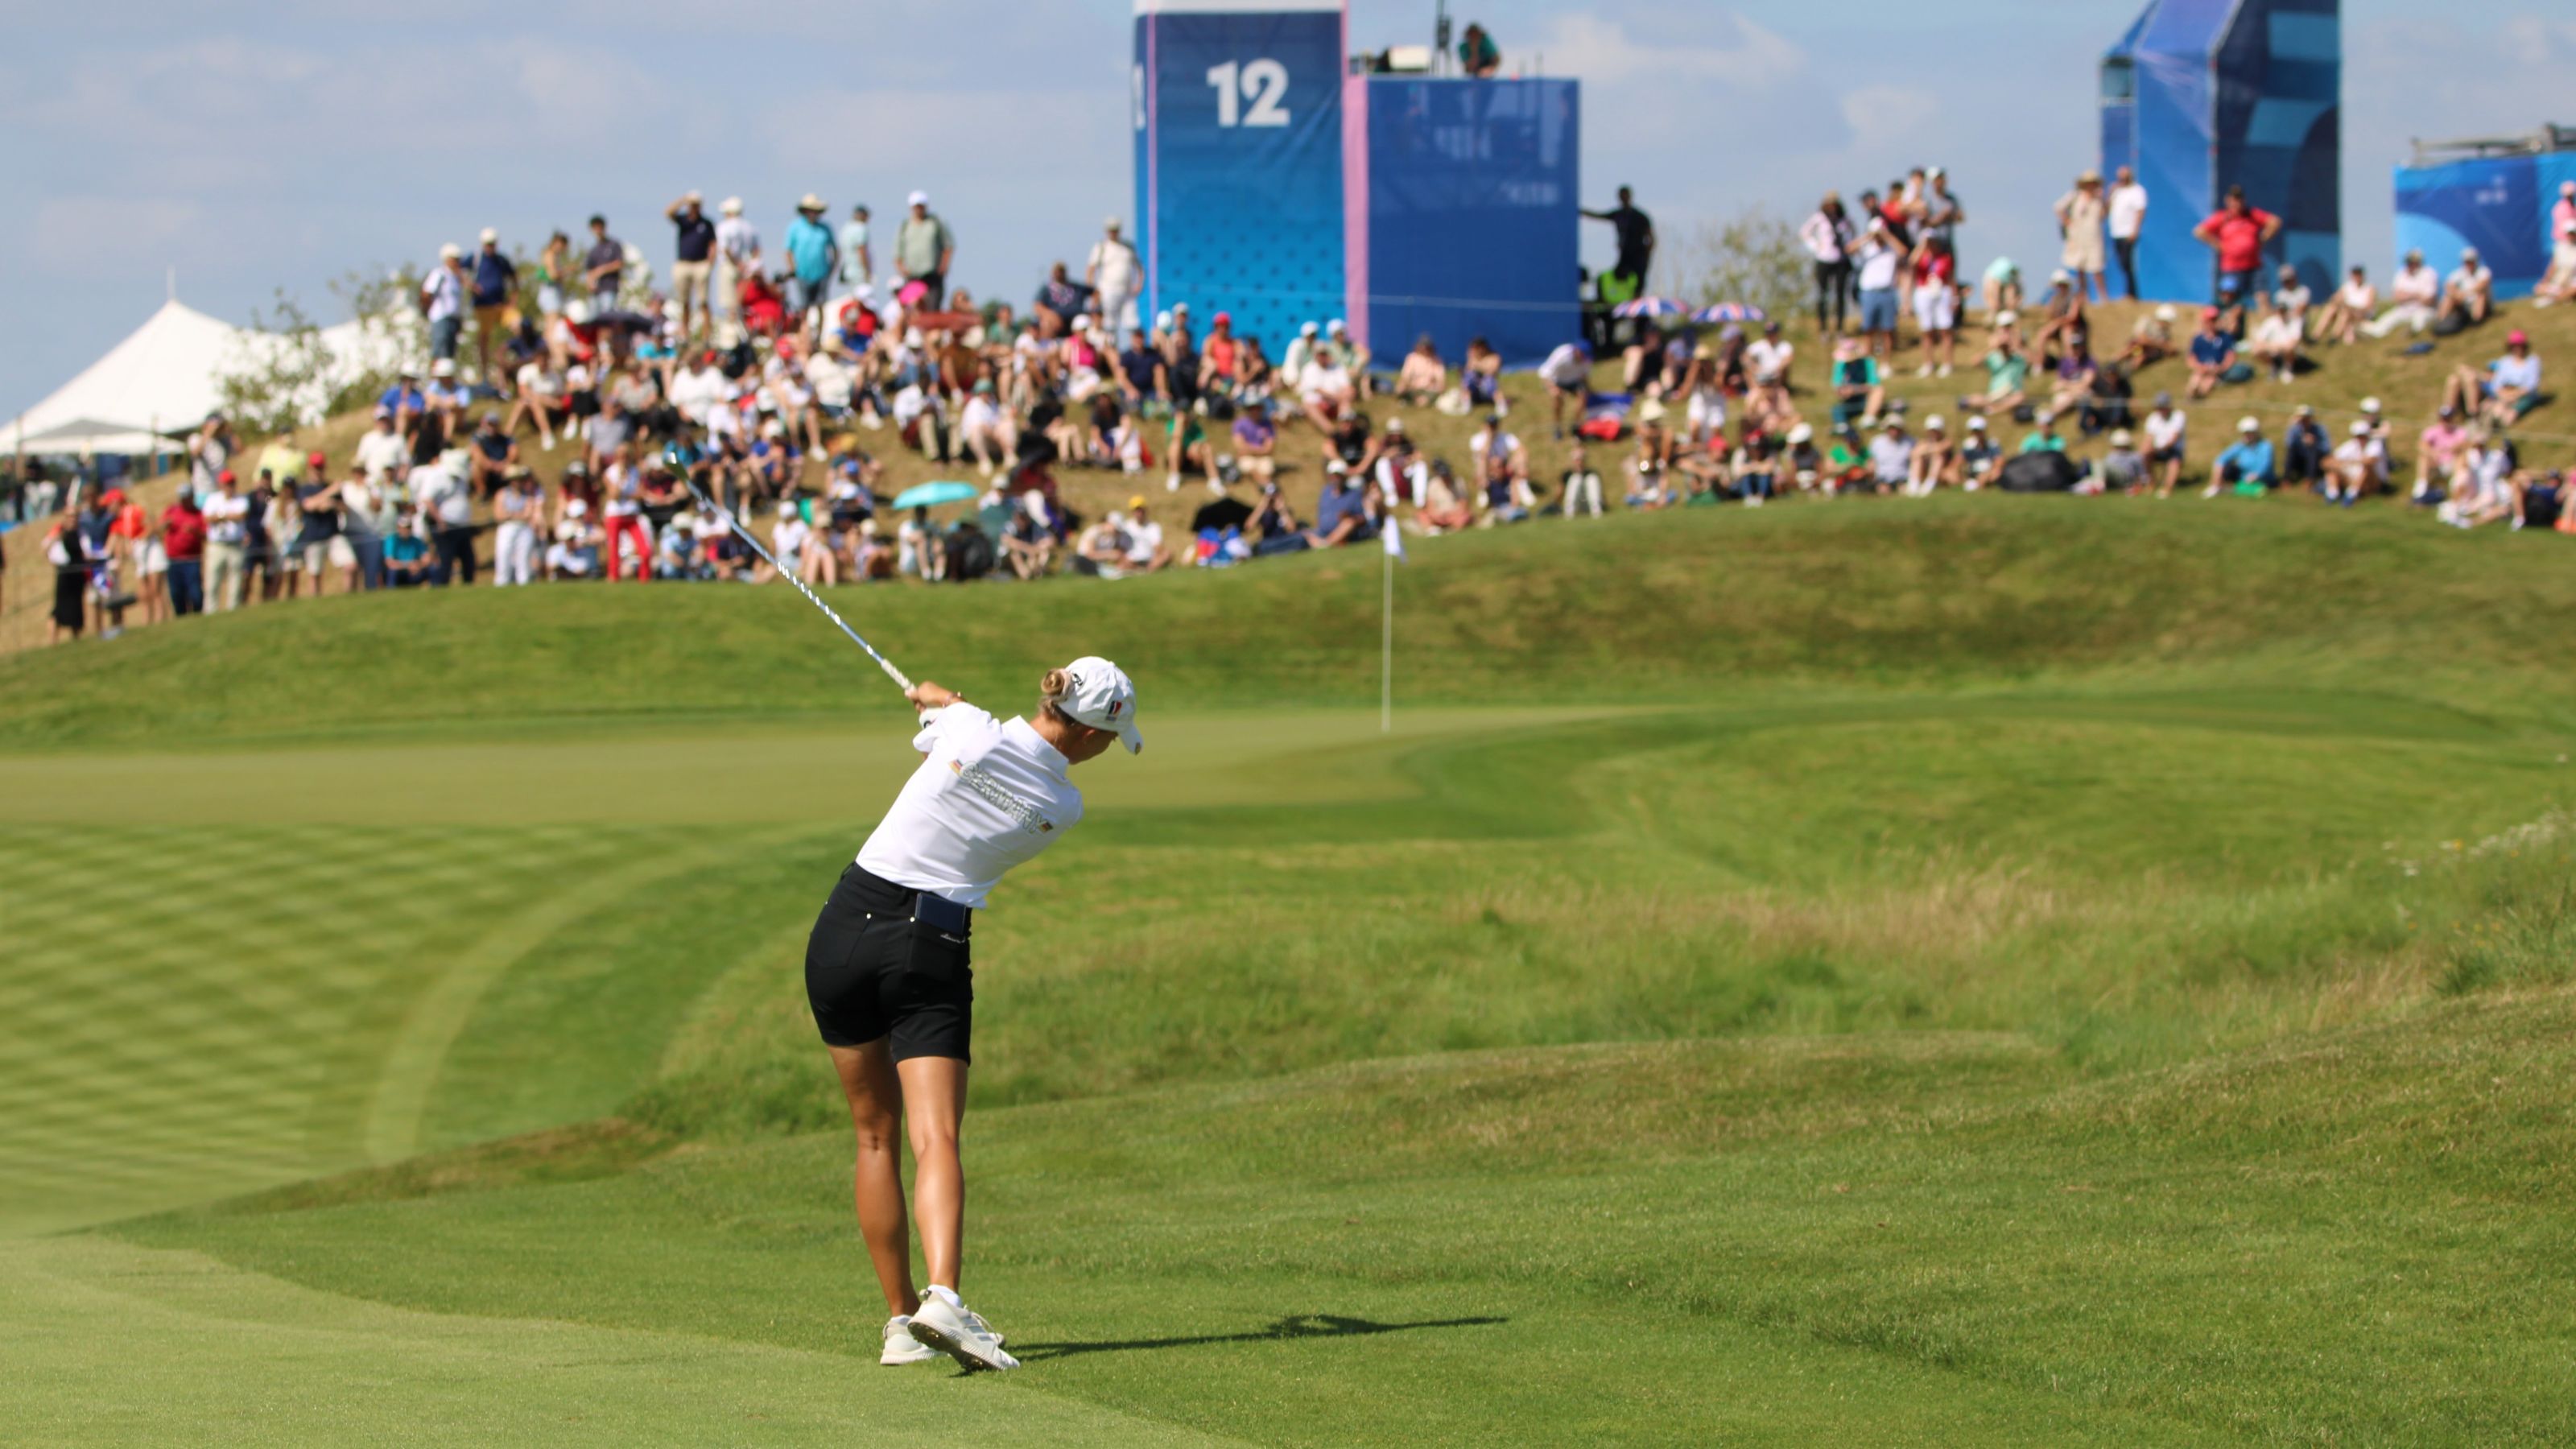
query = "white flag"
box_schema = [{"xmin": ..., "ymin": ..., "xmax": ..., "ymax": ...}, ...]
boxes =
[{"xmin": 1381, "ymin": 518, "xmax": 1406, "ymax": 561}]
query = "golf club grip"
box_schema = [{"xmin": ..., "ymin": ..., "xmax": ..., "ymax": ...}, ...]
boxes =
[{"xmin": 682, "ymin": 479, "xmax": 915, "ymax": 696}]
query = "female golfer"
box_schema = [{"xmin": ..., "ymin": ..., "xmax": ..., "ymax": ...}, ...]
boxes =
[{"xmin": 807, "ymin": 657, "xmax": 1141, "ymax": 1372}]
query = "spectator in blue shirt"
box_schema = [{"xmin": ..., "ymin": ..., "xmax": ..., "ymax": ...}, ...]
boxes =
[
  {"xmin": 2211, "ymin": 416, "xmax": 2277, "ymax": 496},
  {"xmin": 784, "ymin": 194, "xmax": 839, "ymax": 325},
  {"xmin": 470, "ymin": 228, "xmax": 518, "ymax": 387},
  {"xmin": 2186, "ymin": 307, "xmax": 2235, "ymax": 399},
  {"xmin": 2444, "ymin": 329, "xmax": 2544, "ymax": 429},
  {"xmin": 383, "ymin": 506, "xmax": 434, "ymax": 586},
  {"xmin": 2280, "ymin": 403, "xmax": 2328, "ymax": 488},
  {"xmin": 378, "ymin": 371, "xmax": 427, "ymax": 444},
  {"xmin": 665, "ymin": 192, "xmax": 717, "ymax": 341}
]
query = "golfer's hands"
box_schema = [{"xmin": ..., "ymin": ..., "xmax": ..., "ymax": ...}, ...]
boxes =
[{"xmin": 906, "ymin": 682, "xmax": 962, "ymax": 712}]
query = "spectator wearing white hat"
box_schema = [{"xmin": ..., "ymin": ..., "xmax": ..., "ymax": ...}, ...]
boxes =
[
  {"xmin": 666, "ymin": 192, "xmax": 716, "ymax": 340},
  {"xmin": 2100, "ymin": 427, "xmax": 2147, "ymax": 493},
  {"xmin": 2210, "ymin": 416, "xmax": 2277, "ymax": 497},
  {"xmin": 469, "ymin": 229, "xmax": 518, "ymax": 388},
  {"xmin": 896, "ymin": 192, "xmax": 956, "ymax": 311},
  {"xmin": 714, "ymin": 196, "xmax": 761, "ymax": 330},
  {"xmin": 1086, "ymin": 218, "xmax": 1141, "ymax": 335},
  {"xmin": 1280, "ymin": 320, "xmax": 1319, "ymax": 392},
  {"xmin": 784, "ymin": 194, "xmax": 839, "ymax": 329},
  {"xmin": 423, "ymin": 243, "xmax": 467, "ymax": 363},
  {"xmin": 1906, "ymin": 415, "xmax": 1955, "ymax": 496},
  {"xmin": 2141, "ymin": 391, "xmax": 2186, "ymax": 497},
  {"xmin": 2054, "ymin": 168, "xmax": 2108, "ymax": 304},
  {"xmin": 2363, "ymin": 251, "xmax": 2438, "ymax": 338},
  {"xmin": 2441, "ymin": 247, "xmax": 2493, "ymax": 329},
  {"xmin": 2330, "ymin": 421, "xmax": 2390, "ymax": 510}
]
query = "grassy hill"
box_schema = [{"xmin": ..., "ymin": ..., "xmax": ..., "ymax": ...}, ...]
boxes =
[{"xmin": 6, "ymin": 500, "xmax": 2576, "ymax": 1443}]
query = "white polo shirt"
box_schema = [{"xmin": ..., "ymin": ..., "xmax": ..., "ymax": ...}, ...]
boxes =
[{"xmin": 857, "ymin": 703, "xmax": 1084, "ymax": 908}]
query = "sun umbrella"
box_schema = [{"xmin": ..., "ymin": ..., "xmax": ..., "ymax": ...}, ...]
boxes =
[
  {"xmin": 1609, "ymin": 296, "xmax": 1686, "ymax": 320},
  {"xmin": 889, "ymin": 481, "xmax": 980, "ymax": 510},
  {"xmin": 1692, "ymin": 302, "xmax": 1767, "ymax": 324}
]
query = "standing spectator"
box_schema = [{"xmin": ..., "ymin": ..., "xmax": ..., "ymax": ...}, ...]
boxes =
[
  {"xmin": 2054, "ymin": 168, "xmax": 2109, "ymax": 304},
  {"xmin": 336, "ymin": 470, "xmax": 390, "ymax": 592},
  {"xmin": 2362, "ymin": 250, "xmax": 2438, "ymax": 338},
  {"xmin": 187, "ymin": 411, "xmax": 236, "ymax": 495},
  {"xmin": 839, "ymin": 204, "xmax": 873, "ymax": 297},
  {"xmin": 785, "ymin": 193, "xmax": 839, "ymax": 328},
  {"xmin": 1457, "ymin": 20, "xmax": 1500, "ymax": 77},
  {"xmin": 667, "ymin": 192, "xmax": 716, "ymax": 340},
  {"xmin": 896, "ymin": 192, "xmax": 956, "ymax": 310},
  {"xmin": 1583, "ymin": 186, "xmax": 1655, "ymax": 295},
  {"xmin": 1921, "ymin": 167, "xmax": 1966, "ymax": 250},
  {"xmin": 535, "ymin": 230, "xmax": 571, "ymax": 319},
  {"xmin": 201, "ymin": 470, "xmax": 250, "ymax": 610},
  {"xmin": 1536, "ymin": 339, "xmax": 1590, "ymax": 440},
  {"xmin": 582, "ymin": 214, "xmax": 625, "ymax": 308},
  {"xmin": 1087, "ymin": 218, "xmax": 1141, "ymax": 335},
  {"xmin": 2186, "ymin": 308, "xmax": 2235, "ymax": 398},
  {"xmin": 43, "ymin": 518, "xmax": 85, "ymax": 644},
  {"xmin": 415, "ymin": 454, "xmax": 477, "ymax": 585},
  {"xmin": 2440, "ymin": 247, "xmax": 2494, "ymax": 329},
  {"xmin": 1801, "ymin": 192, "xmax": 1854, "ymax": 334},
  {"xmin": 715, "ymin": 197, "xmax": 761, "ymax": 329},
  {"xmin": 2314, "ymin": 265, "xmax": 2375, "ymax": 345},
  {"xmin": 354, "ymin": 406, "xmax": 407, "ymax": 486},
  {"xmin": 470, "ymin": 229, "xmax": 518, "ymax": 386},
  {"xmin": 422, "ymin": 244, "xmax": 467, "ymax": 364},
  {"xmin": 2191, "ymin": 185, "xmax": 2279, "ymax": 324},
  {"xmin": 162, "ymin": 489, "xmax": 206, "ymax": 617},
  {"xmin": 1909, "ymin": 233, "xmax": 1959, "ymax": 378},
  {"xmin": 2107, "ymin": 164, "xmax": 2149, "ymax": 300},
  {"xmin": 1853, "ymin": 218, "xmax": 1902, "ymax": 360},
  {"xmin": 2537, "ymin": 181, "xmax": 2576, "ymax": 306}
]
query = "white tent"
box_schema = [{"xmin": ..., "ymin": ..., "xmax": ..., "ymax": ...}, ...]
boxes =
[{"xmin": 6, "ymin": 299, "xmax": 415, "ymax": 457}]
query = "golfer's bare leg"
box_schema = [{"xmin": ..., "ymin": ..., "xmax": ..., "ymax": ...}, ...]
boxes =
[
  {"xmin": 828, "ymin": 1040, "xmax": 919, "ymax": 1316},
  {"xmin": 896, "ymin": 1055, "xmax": 968, "ymax": 1291}
]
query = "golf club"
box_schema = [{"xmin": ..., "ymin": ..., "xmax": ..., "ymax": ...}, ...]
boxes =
[{"xmin": 678, "ymin": 476, "xmax": 914, "ymax": 695}]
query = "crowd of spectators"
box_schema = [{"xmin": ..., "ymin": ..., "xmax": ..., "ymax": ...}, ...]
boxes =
[{"xmin": 15, "ymin": 164, "xmax": 2575, "ymax": 646}]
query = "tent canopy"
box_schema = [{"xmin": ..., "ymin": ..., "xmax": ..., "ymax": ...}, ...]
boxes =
[{"xmin": 15, "ymin": 418, "xmax": 184, "ymax": 457}]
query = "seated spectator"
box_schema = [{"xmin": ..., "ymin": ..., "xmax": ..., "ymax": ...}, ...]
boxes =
[
  {"xmin": 1624, "ymin": 407, "xmax": 1674, "ymax": 509},
  {"xmin": 2185, "ymin": 308, "xmax": 2235, "ymax": 398},
  {"xmin": 1074, "ymin": 509, "xmax": 1133, "ymax": 576},
  {"xmin": 1309, "ymin": 464, "xmax": 1381, "ymax": 546},
  {"xmin": 1247, "ymin": 481, "xmax": 1307, "ymax": 552},
  {"xmin": 1032, "ymin": 262, "xmax": 1092, "ymax": 339},
  {"xmin": 1394, "ymin": 336, "xmax": 1446, "ymax": 405},
  {"xmin": 1460, "ymin": 336, "xmax": 1503, "ymax": 413},
  {"xmin": 1001, "ymin": 506, "xmax": 1054, "ymax": 580},
  {"xmin": 2363, "ymin": 251, "xmax": 2439, "ymax": 338},
  {"xmin": 1538, "ymin": 339, "xmax": 1591, "ymax": 440},
  {"xmin": 2444, "ymin": 330, "xmax": 2542, "ymax": 429},
  {"xmin": 2099, "ymin": 427, "xmax": 2147, "ymax": 493},
  {"xmin": 1558, "ymin": 443, "xmax": 1605, "ymax": 518},
  {"xmin": 2211, "ymin": 416, "xmax": 2277, "ymax": 497},
  {"xmin": 1823, "ymin": 424, "xmax": 1870, "ymax": 493},
  {"xmin": 1478, "ymin": 464, "xmax": 1536, "ymax": 526},
  {"xmin": 2438, "ymin": 432, "xmax": 2514, "ymax": 527},
  {"xmin": 2513, "ymin": 467, "xmax": 2566, "ymax": 531},
  {"xmin": 1959, "ymin": 415, "xmax": 2003, "ymax": 489},
  {"xmin": 1299, "ymin": 344, "xmax": 1356, "ymax": 431},
  {"xmin": 1231, "ymin": 399, "xmax": 1278, "ymax": 483},
  {"xmin": 2441, "ymin": 247, "xmax": 2493, "ymax": 329},
  {"xmin": 1724, "ymin": 429, "xmax": 1777, "ymax": 502},
  {"xmin": 2281, "ymin": 404, "xmax": 2330, "ymax": 490},
  {"xmin": 2541, "ymin": 183, "xmax": 2576, "ymax": 307},
  {"xmin": 957, "ymin": 379, "xmax": 1017, "ymax": 476},
  {"xmin": 1962, "ymin": 322, "xmax": 2026, "ymax": 418},
  {"xmin": 467, "ymin": 412, "xmax": 518, "ymax": 498},
  {"xmin": 1468, "ymin": 414, "xmax": 1526, "ymax": 498},
  {"xmin": 898, "ymin": 504, "xmax": 947, "ymax": 581},
  {"xmin": 2080, "ymin": 353, "xmax": 2134, "ymax": 437},
  {"xmin": 1905, "ymin": 416, "xmax": 1955, "ymax": 495},
  {"xmin": 1746, "ymin": 320, "xmax": 1796, "ymax": 403},
  {"xmin": 1859, "ymin": 419, "xmax": 1910, "ymax": 495},
  {"xmin": 1831, "ymin": 336, "xmax": 1886, "ymax": 427},
  {"xmin": 2273, "ymin": 263, "xmax": 2313, "ymax": 328},
  {"xmin": 2322, "ymin": 421, "xmax": 2382, "ymax": 509},
  {"xmin": 2046, "ymin": 339, "xmax": 2099, "ymax": 419},
  {"xmin": 384, "ymin": 506, "xmax": 436, "ymax": 585},
  {"xmin": 2415, "ymin": 405, "xmax": 2471, "ymax": 502},
  {"xmin": 1417, "ymin": 463, "xmax": 1475, "ymax": 534},
  {"xmin": 2017, "ymin": 409, "xmax": 2068, "ymax": 457},
  {"xmin": 2313, "ymin": 265, "xmax": 2375, "ymax": 346},
  {"xmin": 2122, "ymin": 304, "xmax": 2178, "ymax": 369},
  {"xmin": 1373, "ymin": 416, "xmax": 1426, "ymax": 506},
  {"xmin": 1122, "ymin": 498, "xmax": 1173, "ymax": 573},
  {"xmin": 2246, "ymin": 299, "xmax": 2305, "ymax": 383}
]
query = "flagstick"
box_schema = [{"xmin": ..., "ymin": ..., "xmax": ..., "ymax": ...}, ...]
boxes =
[{"xmin": 1381, "ymin": 539, "xmax": 1393, "ymax": 734}]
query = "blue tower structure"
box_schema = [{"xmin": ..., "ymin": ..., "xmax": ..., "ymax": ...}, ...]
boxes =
[{"xmin": 2100, "ymin": 0, "xmax": 2340, "ymax": 303}]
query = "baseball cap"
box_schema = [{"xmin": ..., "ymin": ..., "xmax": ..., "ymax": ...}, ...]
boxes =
[
  {"xmin": 479, "ymin": 227, "xmax": 498, "ymax": 244},
  {"xmin": 907, "ymin": 190, "xmax": 930, "ymax": 207},
  {"xmin": 2238, "ymin": 416, "xmax": 2259, "ymax": 432},
  {"xmin": 307, "ymin": 450, "xmax": 328, "ymax": 467},
  {"xmin": 2508, "ymin": 329, "xmax": 2529, "ymax": 346},
  {"xmin": 1213, "ymin": 310, "xmax": 1231, "ymax": 326},
  {"xmin": 217, "ymin": 469, "xmax": 237, "ymax": 485},
  {"xmin": 721, "ymin": 196, "xmax": 743, "ymax": 215},
  {"xmin": 2349, "ymin": 420, "xmax": 2371, "ymax": 436},
  {"xmin": 1966, "ymin": 416, "xmax": 1987, "ymax": 431},
  {"xmin": 439, "ymin": 242, "xmax": 462, "ymax": 260},
  {"xmin": 1057, "ymin": 655, "xmax": 1142, "ymax": 754}
]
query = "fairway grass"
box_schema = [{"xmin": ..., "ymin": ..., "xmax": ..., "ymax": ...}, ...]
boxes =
[{"xmin": 7, "ymin": 506, "xmax": 2576, "ymax": 1443}]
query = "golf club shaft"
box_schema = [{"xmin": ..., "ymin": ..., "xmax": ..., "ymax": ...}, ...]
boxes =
[{"xmin": 680, "ymin": 477, "xmax": 915, "ymax": 696}]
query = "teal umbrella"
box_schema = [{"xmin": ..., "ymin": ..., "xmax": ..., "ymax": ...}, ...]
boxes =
[{"xmin": 890, "ymin": 481, "xmax": 980, "ymax": 510}]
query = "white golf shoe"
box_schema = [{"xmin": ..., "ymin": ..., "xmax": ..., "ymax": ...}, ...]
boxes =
[
  {"xmin": 907, "ymin": 1293, "xmax": 1020, "ymax": 1372},
  {"xmin": 881, "ymin": 1315, "xmax": 943, "ymax": 1365}
]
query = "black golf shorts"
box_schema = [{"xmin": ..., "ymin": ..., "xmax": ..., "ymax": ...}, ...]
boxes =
[{"xmin": 806, "ymin": 863, "xmax": 973, "ymax": 1061}]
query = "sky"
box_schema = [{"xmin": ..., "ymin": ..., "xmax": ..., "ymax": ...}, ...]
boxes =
[{"xmin": 2, "ymin": 1, "xmax": 2566, "ymax": 419}]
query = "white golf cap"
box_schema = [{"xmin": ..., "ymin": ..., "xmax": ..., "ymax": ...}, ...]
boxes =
[
  {"xmin": 1300, "ymin": 320, "xmax": 1319, "ymax": 336},
  {"xmin": 1059, "ymin": 656, "xmax": 1142, "ymax": 754},
  {"xmin": 1966, "ymin": 415, "xmax": 1988, "ymax": 431},
  {"xmin": 907, "ymin": 189, "xmax": 930, "ymax": 206},
  {"xmin": 2349, "ymin": 419, "xmax": 2372, "ymax": 436},
  {"xmin": 1327, "ymin": 317, "xmax": 1347, "ymax": 332},
  {"xmin": 721, "ymin": 196, "xmax": 744, "ymax": 215},
  {"xmin": 2238, "ymin": 416, "xmax": 2259, "ymax": 432},
  {"xmin": 440, "ymin": 242, "xmax": 462, "ymax": 260},
  {"xmin": 1925, "ymin": 414, "xmax": 1946, "ymax": 431},
  {"xmin": 479, "ymin": 227, "xmax": 498, "ymax": 244},
  {"xmin": 2360, "ymin": 395, "xmax": 2382, "ymax": 413}
]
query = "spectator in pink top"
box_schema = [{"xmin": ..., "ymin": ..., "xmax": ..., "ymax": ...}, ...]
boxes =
[
  {"xmin": 2191, "ymin": 185, "xmax": 2279, "ymax": 325},
  {"xmin": 2537, "ymin": 180, "xmax": 2576, "ymax": 307}
]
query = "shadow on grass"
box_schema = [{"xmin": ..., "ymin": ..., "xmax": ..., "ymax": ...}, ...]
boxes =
[{"xmin": 1009, "ymin": 1312, "xmax": 1509, "ymax": 1363}]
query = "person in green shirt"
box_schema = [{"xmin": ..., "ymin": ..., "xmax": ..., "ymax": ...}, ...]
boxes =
[
  {"xmin": 1824, "ymin": 425, "xmax": 1870, "ymax": 493},
  {"xmin": 2017, "ymin": 409, "xmax": 2068, "ymax": 455},
  {"xmin": 1976, "ymin": 324, "xmax": 2030, "ymax": 419}
]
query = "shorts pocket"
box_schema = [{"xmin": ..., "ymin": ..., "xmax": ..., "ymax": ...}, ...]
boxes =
[{"xmin": 905, "ymin": 919, "xmax": 973, "ymax": 994}]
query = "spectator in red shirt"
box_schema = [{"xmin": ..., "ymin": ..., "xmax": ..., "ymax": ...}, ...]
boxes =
[
  {"xmin": 2192, "ymin": 185, "xmax": 2281, "ymax": 328},
  {"xmin": 162, "ymin": 490, "xmax": 208, "ymax": 617}
]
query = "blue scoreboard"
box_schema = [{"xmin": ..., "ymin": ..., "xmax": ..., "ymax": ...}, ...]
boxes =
[{"xmin": 1133, "ymin": 0, "xmax": 1348, "ymax": 353}]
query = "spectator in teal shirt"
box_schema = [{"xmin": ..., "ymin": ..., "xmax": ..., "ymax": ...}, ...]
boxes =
[
  {"xmin": 784, "ymin": 194, "xmax": 840, "ymax": 324},
  {"xmin": 2017, "ymin": 410, "xmax": 2067, "ymax": 454},
  {"xmin": 2213, "ymin": 417, "xmax": 2277, "ymax": 495}
]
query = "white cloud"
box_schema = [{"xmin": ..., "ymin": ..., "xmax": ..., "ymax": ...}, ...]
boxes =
[{"xmin": 1536, "ymin": 12, "xmax": 1803, "ymax": 89}]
